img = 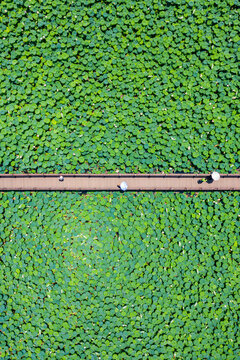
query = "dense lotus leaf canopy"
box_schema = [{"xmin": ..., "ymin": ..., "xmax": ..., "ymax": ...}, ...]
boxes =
[
  {"xmin": 0, "ymin": 0, "xmax": 240, "ymax": 358},
  {"xmin": 0, "ymin": 191, "xmax": 239, "ymax": 359},
  {"xmin": 0, "ymin": 0, "xmax": 239, "ymax": 174}
]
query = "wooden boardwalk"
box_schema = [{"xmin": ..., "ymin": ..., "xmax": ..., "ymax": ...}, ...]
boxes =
[{"xmin": 0, "ymin": 173, "xmax": 239, "ymax": 191}]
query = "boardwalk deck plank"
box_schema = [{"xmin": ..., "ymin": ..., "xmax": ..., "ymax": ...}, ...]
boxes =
[{"xmin": 0, "ymin": 174, "xmax": 239, "ymax": 191}]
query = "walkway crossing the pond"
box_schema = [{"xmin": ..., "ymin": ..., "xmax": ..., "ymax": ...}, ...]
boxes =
[{"xmin": 0, "ymin": 173, "xmax": 239, "ymax": 191}]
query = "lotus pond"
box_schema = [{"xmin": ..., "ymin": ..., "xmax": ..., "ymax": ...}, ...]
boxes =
[{"xmin": 0, "ymin": 191, "xmax": 239, "ymax": 359}]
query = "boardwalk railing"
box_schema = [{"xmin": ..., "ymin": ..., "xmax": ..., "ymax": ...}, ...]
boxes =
[{"xmin": 0, "ymin": 173, "xmax": 239, "ymax": 191}]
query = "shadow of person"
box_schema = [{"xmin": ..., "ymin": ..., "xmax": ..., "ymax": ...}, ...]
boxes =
[
  {"xmin": 206, "ymin": 177, "xmax": 214, "ymax": 184},
  {"xmin": 198, "ymin": 175, "xmax": 213, "ymax": 184}
]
